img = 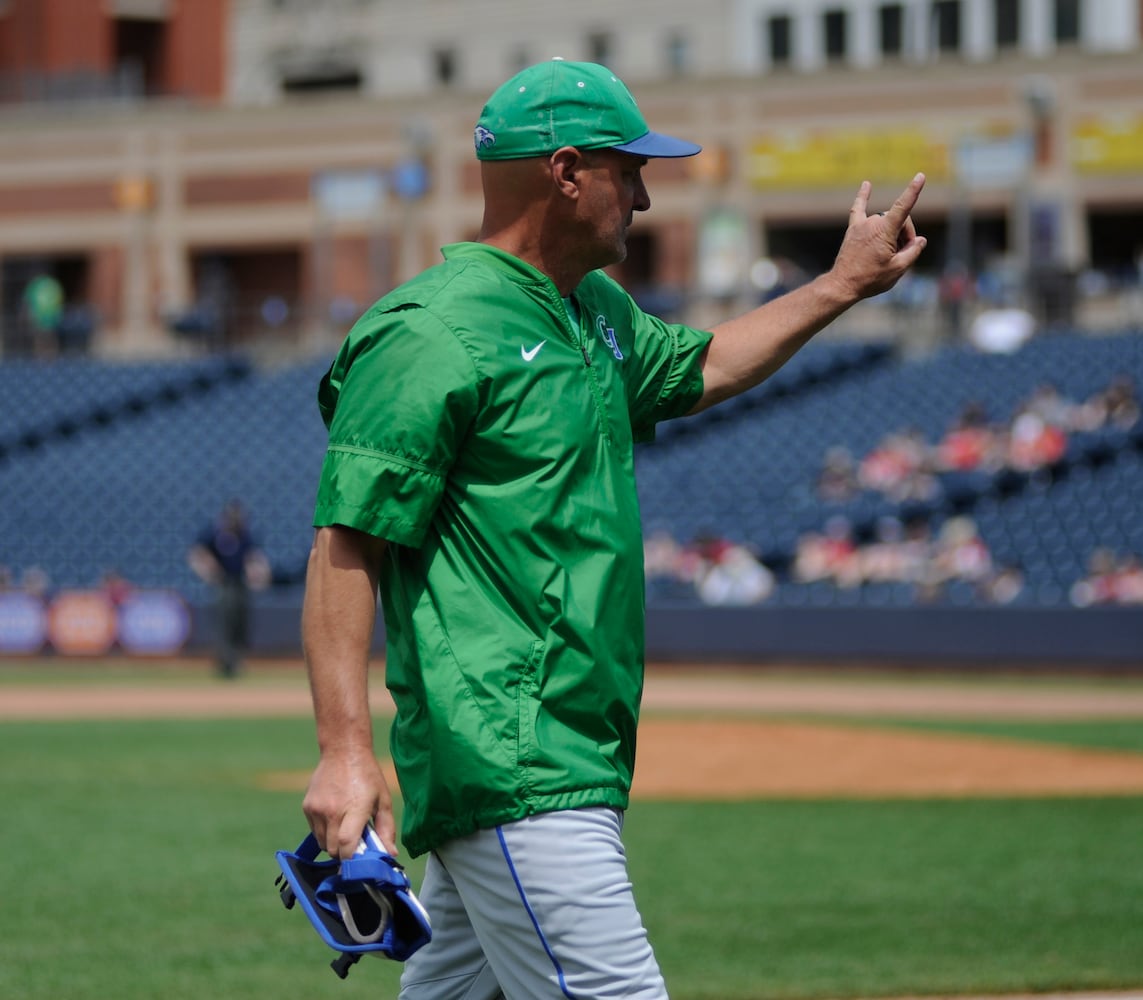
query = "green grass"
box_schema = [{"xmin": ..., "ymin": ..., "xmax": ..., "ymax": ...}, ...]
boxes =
[
  {"xmin": 0, "ymin": 658, "xmax": 321, "ymax": 686},
  {"xmin": 848, "ymin": 718, "xmax": 1143, "ymax": 754},
  {"xmin": 628, "ymin": 797, "xmax": 1143, "ymax": 999},
  {"xmin": 0, "ymin": 717, "xmax": 416, "ymax": 1000},
  {"xmin": 2, "ymin": 711, "xmax": 1142, "ymax": 999}
]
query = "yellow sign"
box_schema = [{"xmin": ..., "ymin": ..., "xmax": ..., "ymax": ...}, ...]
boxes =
[
  {"xmin": 747, "ymin": 127, "xmax": 950, "ymax": 189},
  {"xmin": 1072, "ymin": 114, "xmax": 1143, "ymax": 174},
  {"xmin": 115, "ymin": 175, "xmax": 153, "ymax": 211}
]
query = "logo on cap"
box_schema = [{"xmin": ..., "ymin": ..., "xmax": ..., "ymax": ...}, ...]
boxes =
[{"xmin": 474, "ymin": 125, "xmax": 496, "ymax": 152}]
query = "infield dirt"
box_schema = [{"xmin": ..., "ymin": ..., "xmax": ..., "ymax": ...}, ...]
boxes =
[{"xmin": 5, "ymin": 662, "xmax": 1143, "ymax": 800}]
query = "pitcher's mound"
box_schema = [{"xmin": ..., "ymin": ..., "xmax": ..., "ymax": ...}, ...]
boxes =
[{"xmin": 631, "ymin": 719, "xmax": 1143, "ymax": 799}]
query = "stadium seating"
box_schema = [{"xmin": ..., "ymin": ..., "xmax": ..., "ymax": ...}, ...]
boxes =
[
  {"xmin": 0, "ymin": 354, "xmax": 324, "ymax": 601},
  {"xmin": 635, "ymin": 329, "xmax": 1143, "ymax": 606},
  {"xmin": 1, "ymin": 329, "xmax": 1140, "ymax": 609},
  {"xmin": 0, "ymin": 355, "xmax": 251, "ymax": 452}
]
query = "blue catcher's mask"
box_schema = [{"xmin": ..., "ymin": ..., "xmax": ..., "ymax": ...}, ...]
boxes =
[{"xmin": 275, "ymin": 827, "xmax": 432, "ymax": 979}]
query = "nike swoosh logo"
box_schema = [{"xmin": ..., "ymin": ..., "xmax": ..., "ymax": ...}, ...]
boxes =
[{"xmin": 521, "ymin": 341, "xmax": 547, "ymax": 362}]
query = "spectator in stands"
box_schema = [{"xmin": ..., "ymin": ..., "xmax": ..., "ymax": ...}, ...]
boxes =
[
  {"xmin": 858, "ymin": 431, "xmax": 910, "ymax": 496},
  {"xmin": 929, "ymin": 516, "xmax": 992, "ymax": 587},
  {"xmin": 857, "ymin": 427, "xmax": 937, "ymax": 502},
  {"xmin": 858, "ymin": 515, "xmax": 925, "ymax": 585},
  {"xmin": 938, "ymin": 262, "xmax": 972, "ymax": 338},
  {"xmin": 1105, "ymin": 375, "xmax": 1141, "ymax": 430},
  {"xmin": 644, "ymin": 529, "xmax": 682, "ymax": 581},
  {"xmin": 793, "ymin": 515, "xmax": 860, "ymax": 588},
  {"xmin": 21, "ymin": 272, "xmax": 64, "ymax": 357},
  {"xmin": 935, "ymin": 400, "xmax": 1003, "ymax": 473},
  {"xmin": 1083, "ymin": 374, "xmax": 1141, "ymax": 432},
  {"xmin": 1022, "ymin": 381, "xmax": 1077, "ymax": 429},
  {"xmin": 816, "ymin": 445, "xmax": 859, "ymax": 503},
  {"xmin": 188, "ymin": 500, "xmax": 272, "ymax": 678},
  {"xmin": 977, "ymin": 562, "xmax": 1026, "ymax": 605},
  {"xmin": 1006, "ymin": 404, "xmax": 1068, "ymax": 472},
  {"xmin": 900, "ymin": 515, "xmax": 937, "ymax": 577},
  {"xmin": 1071, "ymin": 548, "xmax": 1143, "ymax": 607},
  {"xmin": 1069, "ymin": 548, "xmax": 1120, "ymax": 607},
  {"xmin": 1112, "ymin": 554, "xmax": 1143, "ymax": 604},
  {"xmin": 695, "ymin": 540, "xmax": 774, "ymax": 606},
  {"xmin": 643, "ymin": 529, "xmax": 701, "ymax": 601}
]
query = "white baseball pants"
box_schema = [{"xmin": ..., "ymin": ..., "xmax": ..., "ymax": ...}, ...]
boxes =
[{"xmin": 397, "ymin": 807, "xmax": 668, "ymax": 1000}]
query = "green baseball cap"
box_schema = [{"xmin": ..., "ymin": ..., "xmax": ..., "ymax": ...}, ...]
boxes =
[{"xmin": 474, "ymin": 59, "xmax": 701, "ymax": 161}]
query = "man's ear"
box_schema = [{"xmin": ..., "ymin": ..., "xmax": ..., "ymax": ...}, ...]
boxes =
[{"xmin": 549, "ymin": 147, "xmax": 586, "ymax": 199}]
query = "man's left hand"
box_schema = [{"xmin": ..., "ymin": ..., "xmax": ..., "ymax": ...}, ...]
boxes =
[{"xmin": 829, "ymin": 173, "xmax": 927, "ymax": 302}]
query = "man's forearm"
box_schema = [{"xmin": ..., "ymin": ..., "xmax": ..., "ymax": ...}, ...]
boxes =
[
  {"xmin": 691, "ymin": 272, "xmax": 854, "ymax": 413},
  {"xmin": 301, "ymin": 526, "xmax": 385, "ymax": 754}
]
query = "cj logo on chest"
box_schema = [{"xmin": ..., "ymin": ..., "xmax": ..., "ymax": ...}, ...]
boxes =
[{"xmin": 596, "ymin": 315, "xmax": 624, "ymax": 361}]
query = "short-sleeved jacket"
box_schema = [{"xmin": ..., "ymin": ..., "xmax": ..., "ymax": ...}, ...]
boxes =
[{"xmin": 314, "ymin": 242, "xmax": 712, "ymax": 857}]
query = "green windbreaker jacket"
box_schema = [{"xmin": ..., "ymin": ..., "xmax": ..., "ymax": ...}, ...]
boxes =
[{"xmin": 314, "ymin": 242, "xmax": 712, "ymax": 857}]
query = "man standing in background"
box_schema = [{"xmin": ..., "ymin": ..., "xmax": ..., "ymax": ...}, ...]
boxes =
[{"xmin": 188, "ymin": 499, "xmax": 271, "ymax": 678}]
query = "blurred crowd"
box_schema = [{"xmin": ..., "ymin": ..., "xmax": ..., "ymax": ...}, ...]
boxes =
[
  {"xmin": 643, "ymin": 515, "xmax": 1031, "ymax": 606},
  {"xmin": 1069, "ymin": 549, "xmax": 1143, "ymax": 607},
  {"xmin": 816, "ymin": 373, "xmax": 1140, "ymax": 507},
  {"xmin": 0, "ymin": 563, "xmax": 133, "ymax": 603},
  {"xmin": 644, "ymin": 531, "xmax": 775, "ymax": 607},
  {"xmin": 641, "ymin": 370, "xmax": 1141, "ymax": 609},
  {"xmin": 790, "ymin": 513, "xmax": 1025, "ymax": 605},
  {"xmin": 644, "ymin": 517, "xmax": 1143, "ymax": 608}
]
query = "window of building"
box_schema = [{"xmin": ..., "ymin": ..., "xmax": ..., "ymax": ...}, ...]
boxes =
[
  {"xmin": 281, "ymin": 65, "xmax": 363, "ymax": 95},
  {"xmin": 932, "ymin": 0, "xmax": 961, "ymax": 54},
  {"xmin": 189, "ymin": 248, "xmax": 304, "ymax": 347},
  {"xmin": 433, "ymin": 48, "xmax": 457, "ymax": 87},
  {"xmin": 587, "ymin": 31, "xmax": 612, "ymax": 65},
  {"xmin": 878, "ymin": 4, "xmax": 904, "ymax": 57},
  {"xmin": 823, "ymin": 9, "xmax": 847, "ymax": 62},
  {"xmin": 114, "ymin": 17, "xmax": 167, "ymax": 96},
  {"xmin": 995, "ymin": 0, "xmax": 1020, "ymax": 49},
  {"xmin": 767, "ymin": 14, "xmax": 793, "ymax": 67},
  {"xmin": 666, "ymin": 31, "xmax": 689, "ymax": 76},
  {"xmin": 1054, "ymin": 0, "xmax": 1080, "ymax": 44}
]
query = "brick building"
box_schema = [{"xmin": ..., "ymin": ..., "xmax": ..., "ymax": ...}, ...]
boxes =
[{"xmin": 0, "ymin": 0, "xmax": 1141, "ymax": 357}]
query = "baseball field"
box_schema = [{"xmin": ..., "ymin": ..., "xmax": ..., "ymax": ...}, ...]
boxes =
[{"xmin": 2, "ymin": 658, "xmax": 1142, "ymax": 1000}]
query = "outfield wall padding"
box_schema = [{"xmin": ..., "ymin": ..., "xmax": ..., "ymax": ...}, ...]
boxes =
[{"xmin": 188, "ymin": 601, "xmax": 1142, "ymax": 668}]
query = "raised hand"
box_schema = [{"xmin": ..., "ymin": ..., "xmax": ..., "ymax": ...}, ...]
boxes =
[{"xmin": 831, "ymin": 173, "xmax": 928, "ymax": 301}]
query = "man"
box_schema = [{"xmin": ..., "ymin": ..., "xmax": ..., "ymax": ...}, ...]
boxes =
[
  {"xmin": 301, "ymin": 59, "xmax": 926, "ymax": 998},
  {"xmin": 22, "ymin": 272, "xmax": 63, "ymax": 356},
  {"xmin": 188, "ymin": 499, "xmax": 271, "ymax": 678}
]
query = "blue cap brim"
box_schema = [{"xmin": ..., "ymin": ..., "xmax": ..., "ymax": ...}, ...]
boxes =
[{"xmin": 611, "ymin": 131, "xmax": 702, "ymax": 158}]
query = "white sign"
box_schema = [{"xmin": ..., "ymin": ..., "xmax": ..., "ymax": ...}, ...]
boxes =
[
  {"xmin": 118, "ymin": 591, "xmax": 192, "ymax": 655},
  {"xmin": 312, "ymin": 170, "xmax": 387, "ymax": 220},
  {"xmin": 0, "ymin": 593, "xmax": 47, "ymax": 654},
  {"xmin": 954, "ymin": 133, "xmax": 1032, "ymax": 190}
]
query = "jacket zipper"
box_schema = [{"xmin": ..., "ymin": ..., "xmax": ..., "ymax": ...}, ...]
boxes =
[{"xmin": 558, "ymin": 292, "xmax": 612, "ymax": 444}]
